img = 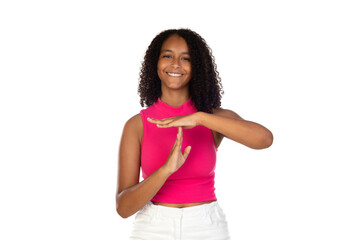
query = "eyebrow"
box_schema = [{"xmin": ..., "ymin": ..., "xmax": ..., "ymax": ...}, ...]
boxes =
[{"xmin": 161, "ymin": 49, "xmax": 190, "ymax": 55}]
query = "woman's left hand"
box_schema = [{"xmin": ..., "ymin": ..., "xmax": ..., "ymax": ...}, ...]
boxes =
[{"xmin": 147, "ymin": 113, "xmax": 201, "ymax": 129}]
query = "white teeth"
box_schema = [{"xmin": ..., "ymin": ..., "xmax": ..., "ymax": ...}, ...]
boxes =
[{"xmin": 167, "ymin": 72, "xmax": 182, "ymax": 77}]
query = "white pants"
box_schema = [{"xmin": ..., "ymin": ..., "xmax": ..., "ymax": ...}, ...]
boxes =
[{"xmin": 129, "ymin": 201, "xmax": 231, "ymax": 240}]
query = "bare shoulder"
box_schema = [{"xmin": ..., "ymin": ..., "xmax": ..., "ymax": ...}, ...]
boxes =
[
  {"xmin": 212, "ymin": 108, "xmax": 244, "ymax": 120},
  {"xmin": 123, "ymin": 113, "xmax": 143, "ymax": 144},
  {"xmin": 124, "ymin": 113, "xmax": 143, "ymax": 130},
  {"xmin": 126, "ymin": 113, "xmax": 142, "ymax": 125}
]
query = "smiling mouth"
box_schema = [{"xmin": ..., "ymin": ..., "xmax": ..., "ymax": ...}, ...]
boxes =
[{"xmin": 166, "ymin": 72, "xmax": 183, "ymax": 77}]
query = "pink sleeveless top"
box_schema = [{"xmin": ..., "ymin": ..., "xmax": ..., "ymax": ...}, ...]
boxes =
[{"xmin": 140, "ymin": 98, "xmax": 218, "ymax": 203}]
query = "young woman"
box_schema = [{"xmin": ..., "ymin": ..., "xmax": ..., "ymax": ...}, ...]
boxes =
[{"xmin": 116, "ymin": 28, "xmax": 273, "ymax": 240}]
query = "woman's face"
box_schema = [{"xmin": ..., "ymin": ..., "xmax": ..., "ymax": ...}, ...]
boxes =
[{"xmin": 157, "ymin": 34, "xmax": 192, "ymax": 91}]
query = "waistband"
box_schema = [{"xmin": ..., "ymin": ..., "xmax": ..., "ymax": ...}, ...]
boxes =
[{"xmin": 139, "ymin": 201, "xmax": 219, "ymax": 219}]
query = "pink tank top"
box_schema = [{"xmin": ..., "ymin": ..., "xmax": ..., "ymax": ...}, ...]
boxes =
[{"xmin": 140, "ymin": 97, "xmax": 218, "ymax": 203}]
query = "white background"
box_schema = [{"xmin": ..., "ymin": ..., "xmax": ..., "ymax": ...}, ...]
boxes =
[{"xmin": 1, "ymin": 0, "xmax": 359, "ymax": 239}]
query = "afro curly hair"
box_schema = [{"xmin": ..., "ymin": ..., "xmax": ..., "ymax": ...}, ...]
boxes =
[{"xmin": 138, "ymin": 28, "xmax": 224, "ymax": 113}]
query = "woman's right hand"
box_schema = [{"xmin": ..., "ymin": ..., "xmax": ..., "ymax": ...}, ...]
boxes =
[{"xmin": 162, "ymin": 127, "xmax": 192, "ymax": 174}]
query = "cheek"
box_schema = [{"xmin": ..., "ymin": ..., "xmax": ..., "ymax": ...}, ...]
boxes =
[
  {"xmin": 157, "ymin": 60, "xmax": 169, "ymax": 71},
  {"xmin": 157, "ymin": 62, "xmax": 164, "ymax": 75},
  {"xmin": 186, "ymin": 65, "xmax": 192, "ymax": 78}
]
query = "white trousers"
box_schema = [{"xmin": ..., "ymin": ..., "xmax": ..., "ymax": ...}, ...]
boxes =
[{"xmin": 129, "ymin": 201, "xmax": 231, "ymax": 240}]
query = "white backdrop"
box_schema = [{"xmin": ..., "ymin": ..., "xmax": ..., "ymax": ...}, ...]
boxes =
[{"xmin": 1, "ymin": 0, "xmax": 359, "ymax": 239}]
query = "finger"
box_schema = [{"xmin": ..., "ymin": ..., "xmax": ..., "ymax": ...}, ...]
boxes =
[
  {"xmin": 147, "ymin": 117, "xmax": 172, "ymax": 124},
  {"xmin": 156, "ymin": 123, "xmax": 173, "ymax": 128},
  {"xmin": 177, "ymin": 127, "xmax": 183, "ymax": 149},
  {"xmin": 177, "ymin": 127, "xmax": 182, "ymax": 140},
  {"xmin": 183, "ymin": 146, "xmax": 192, "ymax": 160},
  {"xmin": 170, "ymin": 133, "xmax": 180, "ymax": 153},
  {"xmin": 147, "ymin": 117, "xmax": 162, "ymax": 122},
  {"xmin": 178, "ymin": 126, "xmax": 183, "ymax": 142},
  {"xmin": 147, "ymin": 118, "xmax": 165, "ymax": 125},
  {"xmin": 147, "ymin": 117, "xmax": 155, "ymax": 123}
]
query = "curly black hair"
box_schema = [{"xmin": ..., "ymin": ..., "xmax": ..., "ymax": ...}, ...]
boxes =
[{"xmin": 138, "ymin": 28, "xmax": 223, "ymax": 113}]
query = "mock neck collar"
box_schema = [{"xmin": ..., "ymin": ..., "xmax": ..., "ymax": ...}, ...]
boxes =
[{"xmin": 153, "ymin": 97, "xmax": 197, "ymax": 115}]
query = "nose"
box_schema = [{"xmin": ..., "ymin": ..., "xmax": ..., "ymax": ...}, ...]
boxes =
[{"xmin": 171, "ymin": 57, "xmax": 181, "ymax": 68}]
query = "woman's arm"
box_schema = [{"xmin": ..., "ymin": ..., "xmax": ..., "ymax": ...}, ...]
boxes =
[
  {"xmin": 116, "ymin": 115, "xmax": 190, "ymax": 218},
  {"xmin": 147, "ymin": 108, "xmax": 273, "ymax": 150},
  {"xmin": 199, "ymin": 108, "xmax": 273, "ymax": 149}
]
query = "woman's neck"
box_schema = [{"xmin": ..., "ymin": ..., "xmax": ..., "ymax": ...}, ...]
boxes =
[{"xmin": 160, "ymin": 91, "xmax": 190, "ymax": 108}]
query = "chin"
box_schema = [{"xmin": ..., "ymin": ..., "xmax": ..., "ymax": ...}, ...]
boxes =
[
  {"xmin": 167, "ymin": 85, "xmax": 187, "ymax": 90},
  {"xmin": 163, "ymin": 82, "xmax": 189, "ymax": 91}
]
